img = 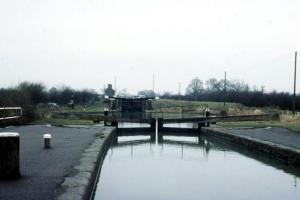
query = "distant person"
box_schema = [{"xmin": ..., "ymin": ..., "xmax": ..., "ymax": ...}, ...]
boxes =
[
  {"xmin": 104, "ymin": 108, "xmax": 109, "ymax": 126},
  {"xmin": 205, "ymin": 107, "xmax": 210, "ymax": 127},
  {"xmin": 205, "ymin": 107, "xmax": 210, "ymax": 117},
  {"xmin": 68, "ymin": 99, "xmax": 74, "ymax": 109},
  {"xmin": 104, "ymin": 108, "xmax": 109, "ymax": 116},
  {"xmin": 203, "ymin": 107, "xmax": 210, "ymax": 117}
]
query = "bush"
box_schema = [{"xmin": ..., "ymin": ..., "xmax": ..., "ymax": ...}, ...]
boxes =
[{"xmin": 0, "ymin": 82, "xmax": 99, "ymax": 122}]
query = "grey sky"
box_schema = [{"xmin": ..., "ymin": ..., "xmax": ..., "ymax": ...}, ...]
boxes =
[{"xmin": 1, "ymin": 0, "xmax": 299, "ymax": 94}]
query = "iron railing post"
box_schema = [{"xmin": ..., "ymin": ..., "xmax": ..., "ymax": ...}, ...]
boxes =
[
  {"xmin": 181, "ymin": 106, "xmax": 183, "ymax": 119},
  {"xmin": 3, "ymin": 107, "xmax": 6, "ymax": 129}
]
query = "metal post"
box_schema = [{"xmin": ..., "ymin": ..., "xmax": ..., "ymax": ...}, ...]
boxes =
[
  {"xmin": 152, "ymin": 73, "xmax": 155, "ymax": 94},
  {"xmin": 1, "ymin": 107, "xmax": 3, "ymax": 129},
  {"xmin": 114, "ymin": 75, "xmax": 117, "ymax": 93},
  {"xmin": 293, "ymin": 51, "xmax": 297, "ymax": 116},
  {"xmin": 3, "ymin": 107, "xmax": 6, "ymax": 129},
  {"xmin": 195, "ymin": 77, "xmax": 198, "ymax": 100},
  {"xmin": 224, "ymin": 71, "xmax": 227, "ymax": 107}
]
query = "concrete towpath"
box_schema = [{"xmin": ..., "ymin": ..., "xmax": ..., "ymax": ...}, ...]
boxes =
[
  {"xmin": 204, "ymin": 126, "xmax": 300, "ymax": 166},
  {"xmin": 207, "ymin": 127, "xmax": 300, "ymax": 149},
  {"xmin": 0, "ymin": 124, "xmax": 105, "ymax": 200}
]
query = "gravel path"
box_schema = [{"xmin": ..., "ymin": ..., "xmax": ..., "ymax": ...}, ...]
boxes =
[{"xmin": 0, "ymin": 125, "xmax": 104, "ymax": 200}]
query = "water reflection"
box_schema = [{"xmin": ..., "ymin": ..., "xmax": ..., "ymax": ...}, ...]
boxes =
[{"xmin": 94, "ymin": 130, "xmax": 300, "ymax": 200}]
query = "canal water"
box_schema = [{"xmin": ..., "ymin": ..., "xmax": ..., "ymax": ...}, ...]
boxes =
[{"xmin": 93, "ymin": 129, "xmax": 300, "ymax": 200}]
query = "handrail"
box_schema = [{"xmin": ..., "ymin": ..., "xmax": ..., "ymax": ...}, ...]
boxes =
[
  {"xmin": 0, "ymin": 107, "xmax": 22, "ymax": 128},
  {"xmin": 0, "ymin": 107, "xmax": 22, "ymax": 110},
  {"xmin": 0, "ymin": 116, "xmax": 21, "ymax": 120}
]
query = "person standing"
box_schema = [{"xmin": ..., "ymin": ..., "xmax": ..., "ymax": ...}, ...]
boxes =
[{"xmin": 205, "ymin": 107, "xmax": 210, "ymax": 127}]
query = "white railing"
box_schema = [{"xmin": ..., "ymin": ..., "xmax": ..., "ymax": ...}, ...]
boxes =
[{"xmin": 0, "ymin": 107, "xmax": 22, "ymax": 125}]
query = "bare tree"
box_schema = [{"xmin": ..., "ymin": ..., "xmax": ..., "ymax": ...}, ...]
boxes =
[
  {"xmin": 186, "ymin": 77, "xmax": 204, "ymax": 98},
  {"xmin": 205, "ymin": 78, "xmax": 222, "ymax": 93}
]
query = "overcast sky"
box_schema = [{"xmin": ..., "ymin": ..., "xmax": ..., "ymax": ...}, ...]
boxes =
[{"xmin": 0, "ymin": 0, "xmax": 299, "ymax": 94}]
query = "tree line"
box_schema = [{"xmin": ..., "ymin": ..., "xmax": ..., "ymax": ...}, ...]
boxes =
[
  {"xmin": 1, "ymin": 79, "xmax": 299, "ymax": 111},
  {"xmin": 161, "ymin": 77, "xmax": 299, "ymax": 111},
  {"xmin": 0, "ymin": 82, "xmax": 98, "ymax": 108}
]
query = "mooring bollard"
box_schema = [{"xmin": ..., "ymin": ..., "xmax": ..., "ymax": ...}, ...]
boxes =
[
  {"xmin": 43, "ymin": 133, "xmax": 52, "ymax": 149},
  {"xmin": 0, "ymin": 132, "xmax": 20, "ymax": 179}
]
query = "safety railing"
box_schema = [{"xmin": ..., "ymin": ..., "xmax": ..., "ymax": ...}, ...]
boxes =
[{"xmin": 0, "ymin": 107, "xmax": 22, "ymax": 128}]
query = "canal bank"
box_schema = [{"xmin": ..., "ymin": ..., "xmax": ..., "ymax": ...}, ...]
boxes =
[
  {"xmin": 55, "ymin": 127, "xmax": 116, "ymax": 200},
  {"xmin": 204, "ymin": 127, "xmax": 300, "ymax": 166}
]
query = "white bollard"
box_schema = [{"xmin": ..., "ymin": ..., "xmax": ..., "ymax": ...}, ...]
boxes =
[
  {"xmin": 43, "ymin": 133, "xmax": 52, "ymax": 149},
  {"xmin": 0, "ymin": 132, "xmax": 20, "ymax": 179}
]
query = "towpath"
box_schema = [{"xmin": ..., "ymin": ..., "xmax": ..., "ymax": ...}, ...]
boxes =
[
  {"xmin": 210, "ymin": 127, "xmax": 300, "ymax": 149},
  {"xmin": 0, "ymin": 125, "xmax": 104, "ymax": 200}
]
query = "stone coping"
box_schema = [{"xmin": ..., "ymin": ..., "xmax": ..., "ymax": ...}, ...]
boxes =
[{"xmin": 55, "ymin": 127, "xmax": 116, "ymax": 200}]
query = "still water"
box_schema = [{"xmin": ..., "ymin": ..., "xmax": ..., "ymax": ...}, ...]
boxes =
[{"xmin": 93, "ymin": 131, "xmax": 300, "ymax": 200}]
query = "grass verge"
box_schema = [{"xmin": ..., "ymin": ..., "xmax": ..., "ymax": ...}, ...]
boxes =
[
  {"xmin": 218, "ymin": 121, "xmax": 300, "ymax": 133},
  {"xmin": 32, "ymin": 118, "xmax": 94, "ymax": 126}
]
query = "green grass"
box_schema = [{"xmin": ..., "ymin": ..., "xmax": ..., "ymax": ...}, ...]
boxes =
[
  {"xmin": 32, "ymin": 118, "xmax": 94, "ymax": 126},
  {"xmin": 151, "ymin": 99, "xmax": 245, "ymax": 115},
  {"xmin": 218, "ymin": 121, "xmax": 300, "ymax": 133},
  {"xmin": 152, "ymin": 99, "xmax": 240, "ymax": 110},
  {"xmin": 57, "ymin": 101, "xmax": 109, "ymax": 113},
  {"xmin": 34, "ymin": 101, "xmax": 109, "ymax": 125}
]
